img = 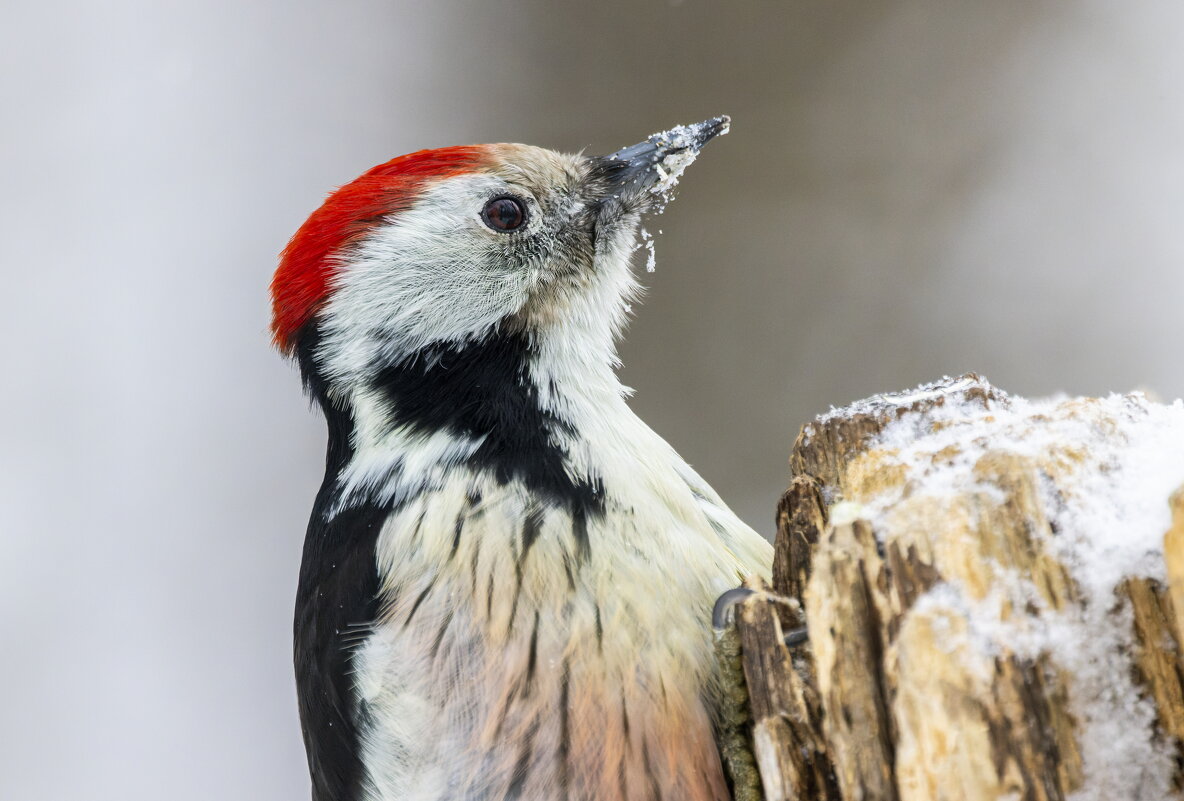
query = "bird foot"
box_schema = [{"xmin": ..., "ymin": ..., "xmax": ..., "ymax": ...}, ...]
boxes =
[{"xmin": 711, "ymin": 586, "xmax": 810, "ymax": 649}]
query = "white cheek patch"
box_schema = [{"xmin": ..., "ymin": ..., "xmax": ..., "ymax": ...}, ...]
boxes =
[
  {"xmin": 310, "ymin": 159, "xmax": 655, "ymax": 510},
  {"xmin": 316, "ymin": 174, "xmax": 532, "ymax": 383},
  {"xmin": 328, "ymin": 388, "xmax": 485, "ymax": 516}
]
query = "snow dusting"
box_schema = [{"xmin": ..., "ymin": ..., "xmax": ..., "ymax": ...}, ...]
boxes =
[
  {"xmin": 845, "ymin": 377, "xmax": 1184, "ymax": 800},
  {"xmin": 638, "ymin": 227, "xmax": 657, "ymax": 272},
  {"xmin": 647, "ymin": 118, "xmax": 729, "ymax": 198},
  {"xmin": 632, "ymin": 117, "xmax": 729, "ymax": 273}
]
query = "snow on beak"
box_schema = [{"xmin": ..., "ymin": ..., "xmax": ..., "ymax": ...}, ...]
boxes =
[{"xmin": 596, "ymin": 115, "xmax": 730, "ymax": 202}]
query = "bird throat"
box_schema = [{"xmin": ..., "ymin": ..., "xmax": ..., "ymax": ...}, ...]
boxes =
[{"xmin": 298, "ymin": 322, "xmax": 605, "ymax": 520}]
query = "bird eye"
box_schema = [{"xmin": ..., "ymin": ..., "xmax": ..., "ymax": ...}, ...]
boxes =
[{"xmin": 481, "ymin": 196, "xmax": 527, "ymax": 232}]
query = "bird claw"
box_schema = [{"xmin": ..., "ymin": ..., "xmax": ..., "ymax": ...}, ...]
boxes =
[
  {"xmin": 711, "ymin": 587, "xmax": 811, "ymax": 649},
  {"xmin": 711, "ymin": 587, "xmax": 756, "ymax": 630},
  {"xmin": 783, "ymin": 626, "xmax": 809, "ymax": 648}
]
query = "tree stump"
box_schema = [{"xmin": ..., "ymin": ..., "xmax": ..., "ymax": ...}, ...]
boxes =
[{"xmin": 733, "ymin": 374, "xmax": 1184, "ymax": 801}]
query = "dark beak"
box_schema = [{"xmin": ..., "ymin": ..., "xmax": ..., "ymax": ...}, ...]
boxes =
[{"xmin": 597, "ymin": 116, "xmax": 730, "ymax": 199}]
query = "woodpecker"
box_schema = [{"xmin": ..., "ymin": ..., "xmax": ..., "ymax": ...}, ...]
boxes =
[{"xmin": 271, "ymin": 117, "xmax": 773, "ymax": 801}]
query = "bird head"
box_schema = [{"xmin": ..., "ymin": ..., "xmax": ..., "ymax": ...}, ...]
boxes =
[{"xmin": 271, "ymin": 117, "xmax": 730, "ymax": 396}]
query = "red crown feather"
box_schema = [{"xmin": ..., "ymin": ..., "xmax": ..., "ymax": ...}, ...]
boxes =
[{"xmin": 270, "ymin": 146, "xmax": 488, "ymax": 354}]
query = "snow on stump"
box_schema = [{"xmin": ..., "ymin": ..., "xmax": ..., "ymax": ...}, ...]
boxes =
[{"xmin": 735, "ymin": 374, "xmax": 1184, "ymax": 801}]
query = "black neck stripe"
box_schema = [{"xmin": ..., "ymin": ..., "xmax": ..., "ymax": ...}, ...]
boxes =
[
  {"xmin": 288, "ymin": 323, "xmax": 606, "ymax": 801},
  {"xmin": 369, "ymin": 326, "xmax": 604, "ymax": 517}
]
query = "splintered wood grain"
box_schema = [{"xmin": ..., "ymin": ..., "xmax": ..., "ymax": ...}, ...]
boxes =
[
  {"xmin": 736, "ymin": 577, "xmax": 838, "ymax": 801},
  {"xmin": 1164, "ymin": 488, "xmax": 1184, "ymax": 654},
  {"xmin": 773, "ymin": 476, "xmax": 826, "ymax": 623},
  {"xmin": 1123, "ymin": 577, "xmax": 1184, "ymax": 770},
  {"xmin": 736, "ymin": 375, "xmax": 1184, "ymax": 801},
  {"xmin": 887, "ymin": 608, "xmax": 1081, "ymax": 800},
  {"xmin": 789, "ymin": 374, "xmax": 1003, "ymax": 496},
  {"xmin": 807, "ymin": 519, "xmax": 899, "ymax": 801}
]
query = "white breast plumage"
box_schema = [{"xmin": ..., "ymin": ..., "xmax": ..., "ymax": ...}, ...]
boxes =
[{"xmin": 353, "ymin": 431, "xmax": 769, "ymax": 800}]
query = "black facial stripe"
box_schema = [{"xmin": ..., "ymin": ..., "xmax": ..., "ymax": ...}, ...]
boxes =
[
  {"xmin": 370, "ymin": 326, "xmax": 605, "ymax": 518},
  {"xmin": 294, "ymin": 321, "xmax": 606, "ymax": 520}
]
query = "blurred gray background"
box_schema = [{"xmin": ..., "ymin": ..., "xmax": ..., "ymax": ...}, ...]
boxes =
[{"xmin": 2, "ymin": 1, "xmax": 1182, "ymax": 799}]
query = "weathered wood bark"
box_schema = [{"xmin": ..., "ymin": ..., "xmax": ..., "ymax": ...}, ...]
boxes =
[{"xmin": 732, "ymin": 374, "xmax": 1184, "ymax": 801}]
